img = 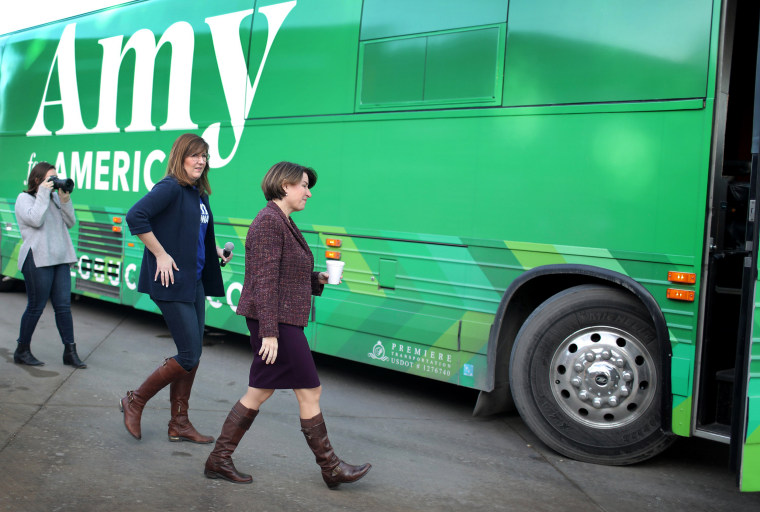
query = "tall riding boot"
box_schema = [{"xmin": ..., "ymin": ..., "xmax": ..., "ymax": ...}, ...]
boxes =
[
  {"xmin": 14, "ymin": 342, "xmax": 44, "ymax": 366},
  {"xmin": 168, "ymin": 364, "xmax": 213, "ymax": 444},
  {"xmin": 62, "ymin": 343, "xmax": 87, "ymax": 369},
  {"xmin": 204, "ymin": 401, "xmax": 258, "ymax": 484},
  {"xmin": 300, "ymin": 412, "xmax": 371, "ymax": 489},
  {"xmin": 120, "ymin": 358, "xmax": 187, "ymax": 440}
]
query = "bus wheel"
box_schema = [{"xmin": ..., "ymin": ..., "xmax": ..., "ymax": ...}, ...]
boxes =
[
  {"xmin": 509, "ymin": 284, "xmax": 674, "ymax": 465},
  {"xmin": 0, "ymin": 275, "xmax": 17, "ymax": 292}
]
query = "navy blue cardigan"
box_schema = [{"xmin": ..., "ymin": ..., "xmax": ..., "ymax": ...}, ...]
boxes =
[{"xmin": 126, "ymin": 176, "xmax": 224, "ymax": 301}]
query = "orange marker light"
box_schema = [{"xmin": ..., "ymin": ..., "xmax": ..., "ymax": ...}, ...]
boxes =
[
  {"xmin": 127, "ymin": 242, "xmax": 135, "ymax": 247},
  {"xmin": 325, "ymin": 250, "xmax": 341, "ymax": 260},
  {"xmin": 326, "ymin": 238, "xmax": 342, "ymax": 247},
  {"xmin": 667, "ymin": 271, "xmax": 696, "ymax": 284},
  {"xmin": 667, "ymin": 288, "xmax": 695, "ymax": 302},
  {"xmin": 113, "ymin": 216, "xmax": 122, "ymax": 224},
  {"xmin": 112, "ymin": 226, "xmax": 122, "ymax": 233}
]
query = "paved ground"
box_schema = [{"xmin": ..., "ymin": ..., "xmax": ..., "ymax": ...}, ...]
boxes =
[{"xmin": 1, "ymin": 290, "xmax": 760, "ymax": 511}]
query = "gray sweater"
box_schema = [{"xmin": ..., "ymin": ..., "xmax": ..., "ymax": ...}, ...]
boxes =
[{"xmin": 15, "ymin": 187, "xmax": 77, "ymax": 270}]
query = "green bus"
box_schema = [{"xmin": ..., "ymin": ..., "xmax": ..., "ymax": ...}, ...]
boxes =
[{"xmin": 1, "ymin": 0, "xmax": 759, "ymax": 490}]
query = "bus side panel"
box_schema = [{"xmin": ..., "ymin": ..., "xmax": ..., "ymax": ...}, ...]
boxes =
[
  {"xmin": 0, "ymin": 199, "xmax": 22, "ymax": 279},
  {"xmin": 503, "ymin": 0, "xmax": 713, "ymax": 106},
  {"xmin": 310, "ymin": 233, "xmax": 502, "ymax": 389},
  {"xmin": 741, "ymin": 279, "xmax": 760, "ymax": 491}
]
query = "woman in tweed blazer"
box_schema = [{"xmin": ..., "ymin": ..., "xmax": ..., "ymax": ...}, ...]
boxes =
[{"xmin": 205, "ymin": 162, "xmax": 371, "ymax": 489}]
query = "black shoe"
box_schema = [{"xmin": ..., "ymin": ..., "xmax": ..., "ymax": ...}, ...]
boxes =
[
  {"xmin": 63, "ymin": 343, "xmax": 87, "ymax": 369},
  {"xmin": 14, "ymin": 343, "xmax": 44, "ymax": 366}
]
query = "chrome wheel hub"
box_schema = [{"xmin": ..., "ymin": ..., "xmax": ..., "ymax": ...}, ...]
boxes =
[{"xmin": 550, "ymin": 326, "xmax": 656, "ymax": 428}]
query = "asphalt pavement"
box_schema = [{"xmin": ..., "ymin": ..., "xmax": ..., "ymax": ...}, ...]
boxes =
[{"xmin": 2, "ymin": 289, "xmax": 760, "ymax": 512}]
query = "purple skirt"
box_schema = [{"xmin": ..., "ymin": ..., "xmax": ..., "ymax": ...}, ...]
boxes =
[{"xmin": 247, "ymin": 318, "xmax": 320, "ymax": 389}]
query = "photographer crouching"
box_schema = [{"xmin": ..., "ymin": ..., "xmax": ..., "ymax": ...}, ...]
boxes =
[{"xmin": 13, "ymin": 161, "xmax": 85, "ymax": 368}]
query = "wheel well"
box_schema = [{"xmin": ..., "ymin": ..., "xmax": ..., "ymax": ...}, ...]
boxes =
[
  {"xmin": 477, "ymin": 264, "xmax": 672, "ymax": 432},
  {"xmin": 502, "ymin": 272, "xmax": 622, "ymax": 345},
  {"xmin": 0, "ymin": 274, "xmax": 22, "ymax": 293},
  {"xmin": 495, "ymin": 273, "xmax": 616, "ymax": 394}
]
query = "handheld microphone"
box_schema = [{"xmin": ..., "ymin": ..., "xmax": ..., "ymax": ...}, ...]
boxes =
[{"xmin": 221, "ymin": 242, "xmax": 234, "ymax": 267}]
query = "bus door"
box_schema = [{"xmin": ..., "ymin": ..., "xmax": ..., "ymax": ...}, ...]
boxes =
[{"xmin": 730, "ymin": 3, "xmax": 760, "ymax": 492}]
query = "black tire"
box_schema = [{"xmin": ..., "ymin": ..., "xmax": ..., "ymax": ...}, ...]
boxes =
[
  {"xmin": 0, "ymin": 275, "xmax": 18, "ymax": 292},
  {"xmin": 509, "ymin": 284, "xmax": 674, "ymax": 465}
]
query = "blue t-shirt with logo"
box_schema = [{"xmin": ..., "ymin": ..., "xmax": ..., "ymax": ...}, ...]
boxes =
[{"xmin": 197, "ymin": 197, "xmax": 209, "ymax": 280}]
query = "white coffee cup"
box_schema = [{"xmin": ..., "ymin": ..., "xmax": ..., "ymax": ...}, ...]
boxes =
[{"xmin": 325, "ymin": 260, "xmax": 345, "ymax": 285}]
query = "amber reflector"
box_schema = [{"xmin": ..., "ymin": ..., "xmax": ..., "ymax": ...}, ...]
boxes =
[
  {"xmin": 127, "ymin": 242, "xmax": 135, "ymax": 247},
  {"xmin": 326, "ymin": 238, "xmax": 342, "ymax": 247},
  {"xmin": 113, "ymin": 216, "xmax": 122, "ymax": 224},
  {"xmin": 325, "ymin": 251, "xmax": 341, "ymax": 259},
  {"xmin": 667, "ymin": 271, "xmax": 696, "ymax": 284},
  {"xmin": 112, "ymin": 226, "xmax": 122, "ymax": 233},
  {"xmin": 666, "ymin": 288, "xmax": 695, "ymax": 302}
]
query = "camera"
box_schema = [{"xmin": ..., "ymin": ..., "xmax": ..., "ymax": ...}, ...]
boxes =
[{"xmin": 47, "ymin": 176, "xmax": 75, "ymax": 194}]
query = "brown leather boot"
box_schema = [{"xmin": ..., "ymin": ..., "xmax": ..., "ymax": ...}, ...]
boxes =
[
  {"xmin": 204, "ymin": 401, "xmax": 258, "ymax": 484},
  {"xmin": 119, "ymin": 358, "xmax": 187, "ymax": 440},
  {"xmin": 168, "ymin": 364, "xmax": 213, "ymax": 444},
  {"xmin": 300, "ymin": 413, "xmax": 371, "ymax": 489}
]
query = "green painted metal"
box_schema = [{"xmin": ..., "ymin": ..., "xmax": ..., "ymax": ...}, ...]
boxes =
[
  {"xmin": 0, "ymin": 0, "xmax": 756, "ymax": 482},
  {"xmin": 503, "ymin": 0, "xmax": 713, "ymax": 106},
  {"xmin": 742, "ymin": 255, "xmax": 760, "ymax": 491},
  {"xmin": 360, "ymin": 0, "xmax": 508, "ymax": 40}
]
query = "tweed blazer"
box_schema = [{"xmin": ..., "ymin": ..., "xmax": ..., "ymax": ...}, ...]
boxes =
[{"xmin": 236, "ymin": 201, "xmax": 323, "ymax": 338}]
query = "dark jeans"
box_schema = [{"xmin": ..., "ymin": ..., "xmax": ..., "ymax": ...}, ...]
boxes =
[
  {"xmin": 18, "ymin": 251, "xmax": 74, "ymax": 346},
  {"xmin": 153, "ymin": 280, "xmax": 205, "ymax": 371}
]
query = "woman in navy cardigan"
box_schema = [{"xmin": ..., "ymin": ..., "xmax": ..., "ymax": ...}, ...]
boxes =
[
  {"xmin": 120, "ymin": 133, "xmax": 231, "ymax": 444},
  {"xmin": 204, "ymin": 162, "xmax": 371, "ymax": 488}
]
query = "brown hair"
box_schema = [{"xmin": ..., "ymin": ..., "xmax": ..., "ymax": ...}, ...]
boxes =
[
  {"xmin": 166, "ymin": 133, "xmax": 212, "ymax": 195},
  {"xmin": 261, "ymin": 162, "xmax": 317, "ymax": 201},
  {"xmin": 25, "ymin": 161, "xmax": 56, "ymax": 195}
]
